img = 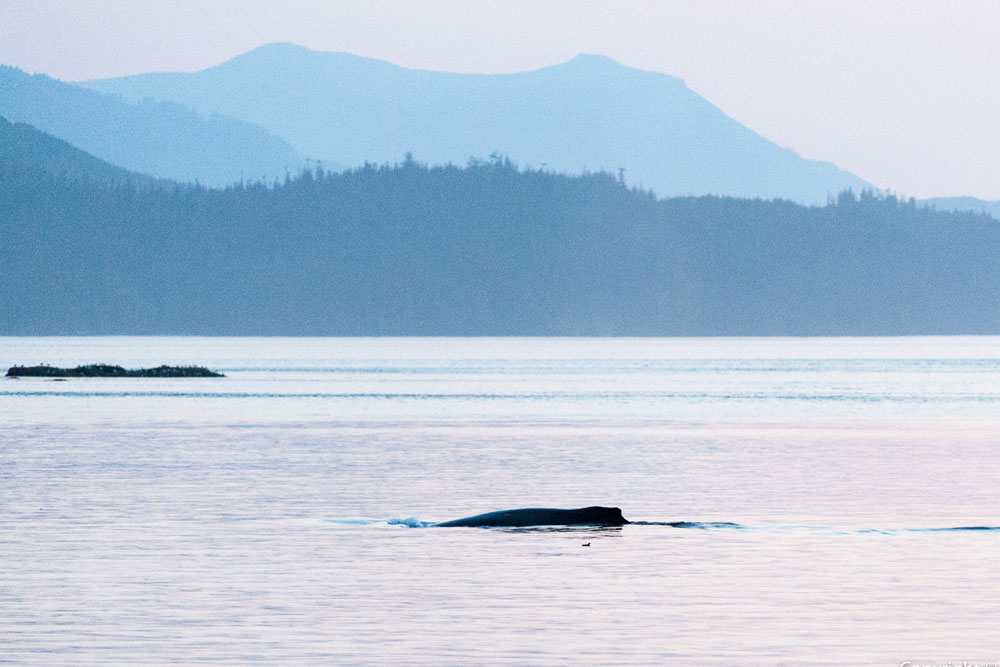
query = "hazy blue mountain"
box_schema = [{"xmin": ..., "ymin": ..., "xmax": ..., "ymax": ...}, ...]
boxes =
[
  {"xmin": 84, "ymin": 43, "xmax": 870, "ymax": 204},
  {"xmin": 919, "ymin": 196, "xmax": 1000, "ymax": 219},
  {"xmin": 0, "ymin": 65, "xmax": 302, "ymax": 186},
  {"xmin": 3, "ymin": 156, "xmax": 998, "ymax": 336},
  {"xmin": 0, "ymin": 115, "xmax": 163, "ymax": 188}
]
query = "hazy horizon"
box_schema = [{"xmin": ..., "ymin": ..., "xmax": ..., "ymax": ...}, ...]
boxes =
[{"xmin": 3, "ymin": 1, "xmax": 1000, "ymax": 200}]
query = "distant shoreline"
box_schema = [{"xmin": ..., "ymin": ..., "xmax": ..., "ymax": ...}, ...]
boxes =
[{"xmin": 6, "ymin": 364, "xmax": 224, "ymax": 378}]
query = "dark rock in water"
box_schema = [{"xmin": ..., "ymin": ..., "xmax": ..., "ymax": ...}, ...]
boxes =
[
  {"xmin": 122, "ymin": 365, "xmax": 225, "ymax": 378},
  {"xmin": 7, "ymin": 363, "xmax": 128, "ymax": 377},
  {"xmin": 6, "ymin": 364, "xmax": 224, "ymax": 378}
]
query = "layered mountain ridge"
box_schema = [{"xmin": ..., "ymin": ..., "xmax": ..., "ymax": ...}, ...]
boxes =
[
  {"xmin": 83, "ymin": 43, "xmax": 870, "ymax": 204},
  {"xmin": 0, "ymin": 64, "xmax": 301, "ymax": 186}
]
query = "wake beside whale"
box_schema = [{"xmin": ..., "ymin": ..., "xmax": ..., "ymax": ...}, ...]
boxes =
[{"xmin": 372, "ymin": 507, "xmax": 1000, "ymax": 532}]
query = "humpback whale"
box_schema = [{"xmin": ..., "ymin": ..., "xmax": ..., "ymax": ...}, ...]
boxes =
[{"xmin": 434, "ymin": 506, "xmax": 629, "ymax": 528}]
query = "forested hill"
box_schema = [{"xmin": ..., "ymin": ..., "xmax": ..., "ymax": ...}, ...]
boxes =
[
  {"xmin": 0, "ymin": 115, "xmax": 162, "ymax": 188},
  {"xmin": 2, "ymin": 155, "xmax": 999, "ymax": 335}
]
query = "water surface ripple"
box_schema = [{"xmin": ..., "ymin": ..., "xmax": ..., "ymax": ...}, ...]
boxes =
[{"xmin": 3, "ymin": 336, "xmax": 1000, "ymax": 664}]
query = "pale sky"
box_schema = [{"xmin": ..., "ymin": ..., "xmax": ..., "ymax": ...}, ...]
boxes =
[{"xmin": 3, "ymin": 0, "xmax": 999, "ymax": 199}]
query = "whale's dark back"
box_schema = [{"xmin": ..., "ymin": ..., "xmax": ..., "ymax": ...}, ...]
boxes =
[{"xmin": 434, "ymin": 506, "xmax": 628, "ymax": 528}]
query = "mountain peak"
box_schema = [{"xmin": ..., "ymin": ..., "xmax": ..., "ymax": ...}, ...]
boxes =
[
  {"xmin": 565, "ymin": 53, "xmax": 625, "ymax": 67},
  {"xmin": 221, "ymin": 42, "xmax": 319, "ymax": 68},
  {"xmin": 552, "ymin": 53, "xmax": 686, "ymax": 88},
  {"xmin": 247, "ymin": 41, "xmax": 312, "ymax": 55},
  {"xmin": 215, "ymin": 42, "xmax": 400, "ymax": 76}
]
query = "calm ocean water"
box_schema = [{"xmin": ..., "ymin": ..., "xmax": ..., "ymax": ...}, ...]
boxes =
[{"xmin": 3, "ymin": 336, "xmax": 1000, "ymax": 665}]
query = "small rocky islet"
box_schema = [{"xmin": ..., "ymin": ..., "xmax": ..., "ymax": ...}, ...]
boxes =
[{"xmin": 6, "ymin": 364, "xmax": 224, "ymax": 378}]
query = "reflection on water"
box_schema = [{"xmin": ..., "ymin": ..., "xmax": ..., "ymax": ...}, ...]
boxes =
[{"xmin": 3, "ymin": 337, "xmax": 1000, "ymax": 664}]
